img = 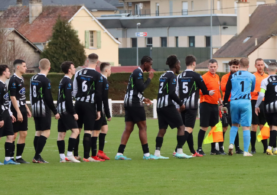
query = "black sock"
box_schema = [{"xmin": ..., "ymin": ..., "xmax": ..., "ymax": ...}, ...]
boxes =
[
  {"xmin": 177, "ymin": 135, "xmax": 185, "ymax": 149},
  {"xmin": 187, "ymin": 133, "xmax": 195, "ymax": 154},
  {"xmin": 142, "ymin": 143, "xmax": 149, "ymax": 154},
  {"xmin": 74, "ymin": 135, "xmax": 80, "ymax": 156},
  {"xmin": 251, "ymin": 131, "xmax": 256, "ymax": 150},
  {"xmin": 83, "ymin": 133, "xmax": 91, "ymax": 159},
  {"xmin": 99, "ymin": 133, "xmax": 106, "ymax": 151},
  {"xmin": 269, "ymin": 131, "xmax": 276, "ymax": 147},
  {"xmin": 262, "ymin": 139, "xmax": 268, "ymax": 152},
  {"xmin": 219, "ymin": 132, "xmax": 226, "ymax": 150},
  {"xmin": 156, "ymin": 137, "xmax": 163, "ymax": 150},
  {"xmin": 35, "ymin": 136, "xmax": 47, "ymax": 159},
  {"xmin": 211, "ymin": 143, "xmax": 216, "ymax": 151},
  {"xmin": 57, "ymin": 140, "xmax": 65, "ymax": 154},
  {"xmin": 34, "ymin": 136, "xmax": 39, "ymax": 151},
  {"xmin": 118, "ymin": 144, "xmax": 126, "ymax": 154},
  {"xmin": 91, "ymin": 137, "xmax": 97, "ymax": 157},
  {"xmin": 5, "ymin": 142, "xmax": 13, "ymax": 158},
  {"xmin": 16, "ymin": 143, "xmax": 25, "ymax": 157},
  {"xmin": 235, "ymin": 132, "xmax": 240, "ymax": 150},
  {"xmin": 11, "ymin": 141, "xmax": 15, "ymax": 159},
  {"xmin": 198, "ymin": 129, "xmax": 206, "ymax": 149},
  {"xmin": 68, "ymin": 138, "xmax": 76, "ymax": 153}
]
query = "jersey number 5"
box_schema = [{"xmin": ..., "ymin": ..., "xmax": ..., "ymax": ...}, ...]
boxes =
[{"xmin": 183, "ymin": 82, "xmax": 188, "ymax": 93}]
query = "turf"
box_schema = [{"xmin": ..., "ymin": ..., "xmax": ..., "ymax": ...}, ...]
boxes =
[{"xmin": 0, "ymin": 117, "xmax": 273, "ymax": 195}]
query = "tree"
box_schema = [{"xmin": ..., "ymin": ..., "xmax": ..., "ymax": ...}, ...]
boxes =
[{"xmin": 41, "ymin": 17, "xmax": 86, "ymax": 72}]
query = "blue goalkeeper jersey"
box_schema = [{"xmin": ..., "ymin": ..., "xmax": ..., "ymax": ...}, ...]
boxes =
[{"xmin": 223, "ymin": 70, "xmax": 256, "ymax": 103}]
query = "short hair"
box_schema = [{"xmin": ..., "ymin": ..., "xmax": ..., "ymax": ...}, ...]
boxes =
[
  {"xmin": 13, "ymin": 59, "xmax": 25, "ymax": 67},
  {"xmin": 141, "ymin": 56, "xmax": 152, "ymax": 65},
  {"xmin": 0, "ymin": 65, "xmax": 9, "ymax": 76},
  {"xmin": 100, "ymin": 62, "xmax": 110, "ymax": 72},
  {"xmin": 88, "ymin": 53, "xmax": 98, "ymax": 64},
  {"xmin": 268, "ymin": 62, "xmax": 277, "ymax": 72},
  {"xmin": 39, "ymin": 58, "xmax": 51, "ymax": 70},
  {"xmin": 166, "ymin": 55, "xmax": 179, "ymax": 69},
  {"xmin": 61, "ymin": 61, "xmax": 73, "ymax": 74},
  {"xmin": 255, "ymin": 58, "xmax": 263, "ymax": 64},
  {"xmin": 239, "ymin": 58, "xmax": 249, "ymax": 68},
  {"xmin": 209, "ymin": 59, "xmax": 218, "ymax": 65},
  {"xmin": 229, "ymin": 59, "xmax": 239, "ymax": 66},
  {"xmin": 186, "ymin": 55, "xmax": 196, "ymax": 66}
]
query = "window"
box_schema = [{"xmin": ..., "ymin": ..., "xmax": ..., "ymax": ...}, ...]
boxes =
[
  {"xmin": 135, "ymin": 4, "xmax": 141, "ymax": 15},
  {"xmin": 217, "ymin": 0, "xmax": 221, "ymax": 10},
  {"xmin": 189, "ymin": 36, "xmax": 195, "ymax": 47},
  {"xmin": 224, "ymin": 63, "xmax": 230, "ymax": 72},
  {"xmin": 191, "ymin": 1, "xmax": 194, "ymax": 11},
  {"xmin": 243, "ymin": 36, "xmax": 251, "ymax": 43},
  {"xmin": 89, "ymin": 31, "xmax": 94, "ymax": 47},
  {"xmin": 175, "ymin": 37, "xmax": 179, "ymax": 47},
  {"xmin": 182, "ymin": 2, "xmax": 188, "ymax": 15},
  {"xmin": 257, "ymin": 1, "xmax": 265, "ymax": 6},
  {"xmin": 234, "ymin": 1, "xmax": 237, "ymax": 14},
  {"xmin": 146, "ymin": 37, "xmax": 152, "ymax": 47},
  {"xmin": 169, "ymin": 1, "xmax": 173, "ymax": 16},
  {"xmin": 206, "ymin": 36, "xmax": 211, "ymax": 47},
  {"xmin": 131, "ymin": 38, "xmax": 137, "ymax": 47},
  {"xmin": 161, "ymin": 37, "xmax": 167, "ymax": 47},
  {"xmin": 156, "ymin": 3, "xmax": 159, "ymax": 16}
]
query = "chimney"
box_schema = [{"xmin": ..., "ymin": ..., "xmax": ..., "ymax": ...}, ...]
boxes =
[
  {"xmin": 237, "ymin": 0, "xmax": 249, "ymax": 35},
  {"xmin": 17, "ymin": 0, "xmax": 22, "ymax": 6},
  {"xmin": 29, "ymin": 0, "xmax": 42, "ymax": 24}
]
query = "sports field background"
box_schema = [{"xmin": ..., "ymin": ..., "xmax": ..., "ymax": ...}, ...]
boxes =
[{"xmin": 0, "ymin": 117, "xmax": 273, "ymax": 195}]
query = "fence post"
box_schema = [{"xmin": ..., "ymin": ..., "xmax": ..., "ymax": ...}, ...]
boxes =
[
  {"xmin": 108, "ymin": 99, "xmax": 112, "ymax": 117},
  {"xmin": 152, "ymin": 99, "xmax": 157, "ymax": 119}
]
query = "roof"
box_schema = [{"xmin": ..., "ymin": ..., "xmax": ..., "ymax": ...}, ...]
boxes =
[
  {"xmin": 214, "ymin": 4, "xmax": 277, "ymax": 58},
  {"xmin": 0, "ymin": 0, "xmax": 117, "ymax": 11},
  {"xmin": 103, "ymin": 0, "xmax": 132, "ymax": 8},
  {"xmin": 196, "ymin": 60, "xmax": 209, "ymax": 69}
]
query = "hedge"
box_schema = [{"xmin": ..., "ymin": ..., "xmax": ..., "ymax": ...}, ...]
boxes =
[{"xmin": 22, "ymin": 71, "xmax": 228, "ymax": 100}]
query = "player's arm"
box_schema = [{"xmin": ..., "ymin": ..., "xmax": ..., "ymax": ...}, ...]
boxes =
[
  {"xmin": 72, "ymin": 72, "xmax": 78, "ymax": 97},
  {"xmin": 64, "ymin": 81, "xmax": 76, "ymax": 115},
  {"xmin": 223, "ymin": 76, "xmax": 232, "ymax": 105},
  {"xmin": 95, "ymin": 75, "xmax": 103, "ymax": 120},
  {"xmin": 196, "ymin": 74, "xmax": 214, "ymax": 96},
  {"xmin": 9, "ymin": 78, "xmax": 22, "ymax": 121},
  {"xmin": 251, "ymin": 75, "xmax": 256, "ymax": 92},
  {"xmin": 168, "ymin": 76, "xmax": 182, "ymax": 107},
  {"xmin": 174, "ymin": 75, "xmax": 180, "ymax": 109},
  {"xmin": 0, "ymin": 88, "xmax": 4, "ymax": 123},
  {"xmin": 102, "ymin": 80, "xmax": 111, "ymax": 119},
  {"xmin": 135, "ymin": 71, "xmax": 152, "ymax": 93},
  {"xmin": 43, "ymin": 80, "xmax": 58, "ymax": 116},
  {"xmin": 255, "ymin": 78, "xmax": 267, "ymax": 109}
]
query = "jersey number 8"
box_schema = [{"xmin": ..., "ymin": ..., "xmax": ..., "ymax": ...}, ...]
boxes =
[{"xmin": 33, "ymin": 85, "xmax": 37, "ymax": 97}]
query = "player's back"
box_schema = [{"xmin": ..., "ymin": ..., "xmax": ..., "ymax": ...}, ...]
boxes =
[
  {"xmin": 157, "ymin": 71, "xmax": 176, "ymax": 108},
  {"xmin": 230, "ymin": 70, "xmax": 256, "ymax": 101}
]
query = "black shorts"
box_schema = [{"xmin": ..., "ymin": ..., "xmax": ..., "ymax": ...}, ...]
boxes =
[
  {"xmin": 125, "ymin": 107, "xmax": 146, "ymax": 123},
  {"xmin": 12, "ymin": 109, "xmax": 28, "ymax": 133},
  {"xmin": 266, "ymin": 113, "xmax": 277, "ymax": 126},
  {"xmin": 58, "ymin": 113, "xmax": 78, "ymax": 132},
  {"xmin": 94, "ymin": 112, "xmax": 107, "ymax": 130},
  {"xmin": 157, "ymin": 105, "xmax": 183, "ymax": 129},
  {"xmin": 200, "ymin": 102, "xmax": 219, "ymax": 127},
  {"xmin": 34, "ymin": 112, "xmax": 51, "ymax": 131},
  {"xmin": 75, "ymin": 101, "xmax": 96, "ymax": 130},
  {"xmin": 0, "ymin": 110, "xmax": 14, "ymax": 137},
  {"xmin": 251, "ymin": 100, "xmax": 266, "ymax": 125},
  {"xmin": 181, "ymin": 109, "xmax": 198, "ymax": 129},
  {"xmin": 222, "ymin": 103, "xmax": 232, "ymax": 127}
]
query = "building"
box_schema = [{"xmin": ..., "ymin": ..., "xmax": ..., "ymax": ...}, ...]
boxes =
[{"xmin": 1, "ymin": 1, "xmax": 120, "ymax": 69}]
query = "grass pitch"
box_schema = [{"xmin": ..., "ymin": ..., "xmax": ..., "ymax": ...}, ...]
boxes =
[{"xmin": 0, "ymin": 117, "xmax": 274, "ymax": 195}]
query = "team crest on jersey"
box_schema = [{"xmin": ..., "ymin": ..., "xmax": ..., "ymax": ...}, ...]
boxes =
[
  {"xmin": 19, "ymin": 87, "xmax": 25, "ymax": 95},
  {"xmin": 12, "ymin": 83, "xmax": 16, "ymax": 86},
  {"xmin": 3, "ymin": 92, "xmax": 9, "ymax": 100},
  {"xmin": 139, "ymin": 73, "xmax": 142, "ymax": 76},
  {"xmin": 68, "ymin": 83, "xmax": 72, "ymax": 87},
  {"xmin": 83, "ymin": 70, "xmax": 87, "ymax": 74},
  {"xmin": 106, "ymin": 84, "xmax": 109, "ymax": 87},
  {"xmin": 99, "ymin": 76, "xmax": 103, "ymax": 82},
  {"xmin": 172, "ymin": 79, "xmax": 176, "ymax": 84}
]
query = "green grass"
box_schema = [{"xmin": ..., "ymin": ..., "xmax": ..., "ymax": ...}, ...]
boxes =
[{"xmin": 0, "ymin": 117, "xmax": 273, "ymax": 195}]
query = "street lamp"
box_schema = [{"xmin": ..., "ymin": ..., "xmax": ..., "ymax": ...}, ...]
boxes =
[{"xmin": 136, "ymin": 22, "xmax": 141, "ymax": 66}]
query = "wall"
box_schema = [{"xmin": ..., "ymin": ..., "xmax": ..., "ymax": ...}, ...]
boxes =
[
  {"xmin": 91, "ymin": 10, "xmax": 116, "ymax": 17},
  {"xmin": 70, "ymin": 8, "xmax": 119, "ymax": 66}
]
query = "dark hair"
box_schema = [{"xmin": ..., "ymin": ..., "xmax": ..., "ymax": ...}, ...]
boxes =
[
  {"xmin": 61, "ymin": 61, "xmax": 74, "ymax": 74},
  {"xmin": 100, "ymin": 62, "xmax": 110, "ymax": 72},
  {"xmin": 229, "ymin": 59, "xmax": 239, "ymax": 66},
  {"xmin": 0, "ymin": 65, "xmax": 9, "ymax": 76},
  {"xmin": 209, "ymin": 59, "xmax": 218, "ymax": 64},
  {"xmin": 186, "ymin": 55, "xmax": 196, "ymax": 66},
  {"xmin": 255, "ymin": 58, "xmax": 263, "ymax": 64},
  {"xmin": 88, "ymin": 53, "xmax": 98, "ymax": 63},
  {"xmin": 141, "ymin": 56, "xmax": 152, "ymax": 65},
  {"xmin": 13, "ymin": 59, "xmax": 25, "ymax": 67},
  {"xmin": 166, "ymin": 55, "xmax": 179, "ymax": 69}
]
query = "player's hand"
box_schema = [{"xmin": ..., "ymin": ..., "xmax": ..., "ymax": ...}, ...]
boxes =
[
  {"xmin": 255, "ymin": 107, "xmax": 260, "ymax": 116},
  {"xmin": 143, "ymin": 98, "xmax": 152, "ymax": 106},
  {"xmin": 27, "ymin": 109, "xmax": 32, "ymax": 118},
  {"xmin": 222, "ymin": 106, "xmax": 228, "ymax": 114},
  {"xmin": 55, "ymin": 113, "xmax": 60, "ymax": 120},
  {"xmin": 209, "ymin": 90, "xmax": 215, "ymax": 96},
  {"xmin": 96, "ymin": 111, "xmax": 101, "ymax": 121},
  {"xmin": 17, "ymin": 112, "xmax": 23, "ymax": 122},
  {"xmin": 73, "ymin": 114, "xmax": 78, "ymax": 121},
  {"xmin": 219, "ymin": 105, "xmax": 223, "ymax": 112},
  {"xmin": 180, "ymin": 104, "xmax": 186, "ymax": 112},
  {"xmin": 148, "ymin": 71, "xmax": 154, "ymax": 80},
  {"xmin": 0, "ymin": 120, "xmax": 4, "ymax": 128},
  {"xmin": 11, "ymin": 115, "xmax": 16, "ymax": 123},
  {"xmin": 107, "ymin": 117, "xmax": 111, "ymax": 121}
]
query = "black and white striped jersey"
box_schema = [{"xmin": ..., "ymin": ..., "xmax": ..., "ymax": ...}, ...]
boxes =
[
  {"xmin": 30, "ymin": 74, "xmax": 57, "ymax": 117},
  {"xmin": 124, "ymin": 67, "xmax": 151, "ymax": 107},
  {"xmin": 57, "ymin": 76, "xmax": 75, "ymax": 115},
  {"xmin": 157, "ymin": 71, "xmax": 182, "ymax": 109},
  {"xmin": 101, "ymin": 75, "xmax": 111, "ymax": 118},
  {"xmin": 72, "ymin": 68, "xmax": 103, "ymax": 111},
  {"xmin": 260, "ymin": 75, "xmax": 277, "ymax": 113},
  {"xmin": 8, "ymin": 74, "xmax": 26, "ymax": 111},
  {"xmin": 176, "ymin": 70, "xmax": 209, "ymax": 110},
  {"xmin": 0, "ymin": 81, "xmax": 11, "ymax": 120}
]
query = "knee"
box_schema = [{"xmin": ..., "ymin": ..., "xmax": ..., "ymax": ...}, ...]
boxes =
[
  {"xmin": 157, "ymin": 130, "xmax": 166, "ymax": 137},
  {"xmin": 6, "ymin": 135, "xmax": 14, "ymax": 142},
  {"xmin": 20, "ymin": 131, "xmax": 27, "ymax": 138},
  {"xmin": 58, "ymin": 133, "xmax": 66, "ymax": 140},
  {"xmin": 42, "ymin": 130, "xmax": 51, "ymax": 138}
]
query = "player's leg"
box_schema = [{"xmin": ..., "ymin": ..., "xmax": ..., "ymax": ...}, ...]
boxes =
[
  {"xmin": 265, "ymin": 113, "xmax": 277, "ymax": 155},
  {"xmin": 259, "ymin": 102, "xmax": 268, "ymax": 153},
  {"xmin": 228, "ymin": 101, "xmax": 241, "ymax": 155},
  {"xmin": 11, "ymin": 131, "xmax": 18, "ymax": 162},
  {"xmin": 240, "ymin": 101, "xmax": 252, "ymax": 156},
  {"xmin": 97, "ymin": 125, "xmax": 109, "ymax": 160},
  {"xmin": 250, "ymin": 100, "xmax": 258, "ymax": 153},
  {"xmin": 91, "ymin": 130, "xmax": 104, "ymax": 162},
  {"xmin": 15, "ymin": 112, "xmax": 28, "ymax": 163},
  {"xmin": 209, "ymin": 104, "xmax": 220, "ymax": 155},
  {"xmin": 74, "ymin": 128, "xmax": 81, "ymax": 160},
  {"xmin": 57, "ymin": 132, "xmax": 66, "ymax": 162},
  {"xmin": 65, "ymin": 128, "xmax": 80, "ymax": 162},
  {"xmin": 74, "ymin": 102, "xmax": 82, "ymax": 160}
]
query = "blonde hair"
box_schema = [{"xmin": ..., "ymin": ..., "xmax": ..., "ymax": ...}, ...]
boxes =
[
  {"xmin": 39, "ymin": 58, "xmax": 51, "ymax": 70},
  {"xmin": 239, "ymin": 58, "xmax": 249, "ymax": 68}
]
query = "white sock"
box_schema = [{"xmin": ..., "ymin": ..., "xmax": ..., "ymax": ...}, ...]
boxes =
[
  {"xmin": 67, "ymin": 151, "xmax": 73, "ymax": 157},
  {"xmin": 177, "ymin": 148, "xmax": 183, "ymax": 154},
  {"xmin": 154, "ymin": 150, "xmax": 160, "ymax": 157},
  {"xmin": 144, "ymin": 153, "xmax": 150, "ymax": 157},
  {"xmin": 268, "ymin": 146, "xmax": 272, "ymax": 150},
  {"xmin": 116, "ymin": 153, "xmax": 123, "ymax": 156},
  {"xmin": 16, "ymin": 156, "xmax": 21, "ymax": 159},
  {"xmin": 60, "ymin": 154, "xmax": 65, "ymax": 159},
  {"xmin": 5, "ymin": 157, "xmax": 11, "ymax": 161}
]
